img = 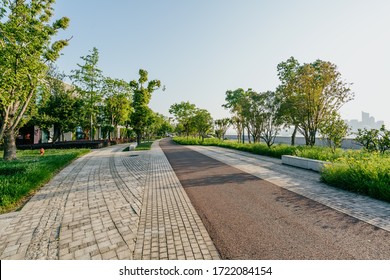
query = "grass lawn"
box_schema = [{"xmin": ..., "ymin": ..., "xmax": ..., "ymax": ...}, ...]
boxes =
[
  {"xmin": 135, "ymin": 141, "xmax": 153, "ymax": 150},
  {"xmin": 123, "ymin": 141, "xmax": 154, "ymax": 152},
  {"xmin": 0, "ymin": 149, "xmax": 90, "ymax": 214}
]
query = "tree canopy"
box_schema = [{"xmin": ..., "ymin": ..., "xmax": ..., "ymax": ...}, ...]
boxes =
[
  {"xmin": 277, "ymin": 57, "xmax": 354, "ymax": 146},
  {"xmin": 34, "ymin": 65, "xmax": 82, "ymax": 142},
  {"xmin": 0, "ymin": 0, "xmax": 69, "ymax": 160},
  {"xmin": 130, "ymin": 69, "xmax": 161, "ymax": 144},
  {"xmin": 70, "ymin": 47, "xmax": 104, "ymax": 140},
  {"xmin": 169, "ymin": 101, "xmax": 197, "ymax": 138}
]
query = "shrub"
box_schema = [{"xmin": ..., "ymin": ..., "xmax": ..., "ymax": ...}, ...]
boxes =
[
  {"xmin": 293, "ymin": 146, "xmax": 347, "ymax": 162},
  {"xmin": 17, "ymin": 140, "xmax": 114, "ymax": 150},
  {"xmin": 173, "ymin": 137, "xmax": 296, "ymax": 158},
  {"xmin": 321, "ymin": 153, "xmax": 390, "ymax": 203}
]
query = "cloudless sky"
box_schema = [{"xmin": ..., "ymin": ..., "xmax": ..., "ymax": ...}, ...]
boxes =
[{"xmin": 53, "ymin": 0, "xmax": 390, "ymax": 126}]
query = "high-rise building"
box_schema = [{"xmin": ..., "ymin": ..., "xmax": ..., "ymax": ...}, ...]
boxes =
[{"xmin": 346, "ymin": 112, "xmax": 384, "ymax": 133}]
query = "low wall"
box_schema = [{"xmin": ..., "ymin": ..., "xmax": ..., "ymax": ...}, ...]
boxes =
[{"xmin": 281, "ymin": 155, "xmax": 330, "ymax": 172}]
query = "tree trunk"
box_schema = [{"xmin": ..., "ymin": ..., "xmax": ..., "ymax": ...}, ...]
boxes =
[
  {"xmin": 310, "ymin": 131, "xmax": 316, "ymax": 146},
  {"xmin": 90, "ymin": 114, "xmax": 93, "ymax": 141},
  {"xmin": 291, "ymin": 125, "xmax": 298, "ymax": 146},
  {"xmin": 53, "ymin": 125, "xmax": 61, "ymax": 142},
  {"xmin": 3, "ymin": 128, "xmax": 17, "ymax": 161},
  {"xmin": 242, "ymin": 124, "xmax": 245, "ymax": 143},
  {"xmin": 137, "ymin": 133, "xmax": 142, "ymax": 145}
]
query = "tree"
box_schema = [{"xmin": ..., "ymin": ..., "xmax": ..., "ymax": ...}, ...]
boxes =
[
  {"xmin": 259, "ymin": 91, "xmax": 283, "ymax": 148},
  {"xmin": 102, "ymin": 77, "xmax": 132, "ymax": 139},
  {"xmin": 223, "ymin": 89, "xmax": 247, "ymax": 143},
  {"xmin": 191, "ymin": 108, "xmax": 213, "ymax": 141},
  {"xmin": 377, "ymin": 125, "xmax": 390, "ymax": 154},
  {"xmin": 276, "ymin": 57, "xmax": 301, "ymax": 145},
  {"xmin": 245, "ymin": 89, "xmax": 264, "ymax": 143},
  {"xmin": 319, "ymin": 111, "xmax": 349, "ymax": 152},
  {"xmin": 230, "ymin": 115, "xmax": 243, "ymax": 143},
  {"xmin": 214, "ymin": 118, "xmax": 230, "ymax": 140},
  {"xmin": 355, "ymin": 125, "xmax": 390, "ymax": 154},
  {"xmin": 34, "ymin": 67, "xmax": 82, "ymax": 142},
  {"xmin": 152, "ymin": 113, "xmax": 173, "ymax": 137},
  {"xmin": 70, "ymin": 47, "xmax": 104, "ymax": 140},
  {"xmin": 277, "ymin": 57, "xmax": 354, "ymax": 146},
  {"xmin": 0, "ymin": 0, "xmax": 69, "ymax": 160},
  {"xmin": 169, "ymin": 101, "xmax": 196, "ymax": 138},
  {"xmin": 130, "ymin": 69, "xmax": 161, "ymax": 145},
  {"xmin": 355, "ymin": 127, "xmax": 379, "ymax": 152}
]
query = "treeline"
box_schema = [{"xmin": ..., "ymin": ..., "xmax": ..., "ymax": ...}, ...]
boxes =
[
  {"xmin": 32, "ymin": 48, "xmax": 172, "ymax": 145},
  {"xmin": 223, "ymin": 57, "xmax": 354, "ymax": 149},
  {"xmin": 170, "ymin": 57, "xmax": 355, "ymax": 150},
  {"xmin": 0, "ymin": 1, "xmax": 172, "ymax": 161}
]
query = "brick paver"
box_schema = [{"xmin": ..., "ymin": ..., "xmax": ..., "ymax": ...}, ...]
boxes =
[
  {"xmin": 3, "ymin": 141, "xmax": 388, "ymax": 260},
  {"xmin": 134, "ymin": 144, "xmax": 219, "ymax": 260},
  {"xmin": 0, "ymin": 142, "xmax": 219, "ymax": 260}
]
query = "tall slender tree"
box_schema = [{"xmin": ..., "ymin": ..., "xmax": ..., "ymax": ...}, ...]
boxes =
[
  {"xmin": 0, "ymin": 0, "xmax": 69, "ymax": 160},
  {"xmin": 130, "ymin": 69, "xmax": 161, "ymax": 145},
  {"xmin": 70, "ymin": 47, "xmax": 103, "ymax": 140},
  {"xmin": 214, "ymin": 118, "xmax": 230, "ymax": 140},
  {"xmin": 102, "ymin": 77, "xmax": 132, "ymax": 139},
  {"xmin": 223, "ymin": 88, "xmax": 247, "ymax": 143},
  {"xmin": 259, "ymin": 91, "xmax": 283, "ymax": 148}
]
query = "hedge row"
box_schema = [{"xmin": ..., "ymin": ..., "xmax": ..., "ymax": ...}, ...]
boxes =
[{"xmin": 16, "ymin": 140, "xmax": 117, "ymax": 150}]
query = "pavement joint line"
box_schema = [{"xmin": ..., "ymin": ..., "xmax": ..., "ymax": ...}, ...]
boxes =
[{"xmin": 0, "ymin": 141, "xmax": 219, "ymax": 260}]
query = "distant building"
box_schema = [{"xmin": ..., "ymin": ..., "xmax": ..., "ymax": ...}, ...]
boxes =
[{"xmin": 346, "ymin": 111, "xmax": 384, "ymax": 133}]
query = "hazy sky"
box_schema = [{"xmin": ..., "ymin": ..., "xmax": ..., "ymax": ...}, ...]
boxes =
[{"xmin": 53, "ymin": 0, "xmax": 390, "ymax": 126}]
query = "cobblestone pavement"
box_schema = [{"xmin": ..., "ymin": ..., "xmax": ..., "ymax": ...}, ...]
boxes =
[
  {"xmin": 0, "ymin": 142, "xmax": 219, "ymax": 260},
  {"xmin": 188, "ymin": 145, "xmax": 390, "ymax": 233}
]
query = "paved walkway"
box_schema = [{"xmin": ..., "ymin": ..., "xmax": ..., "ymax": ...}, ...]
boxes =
[
  {"xmin": 187, "ymin": 145, "xmax": 390, "ymax": 232},
  {"xmin": 1, "ymin": 141, "xmax": 390, "ymax": 259},
  {"xmin": 0, "ymin": 142, "xmax": 219, "ymax": 260}
]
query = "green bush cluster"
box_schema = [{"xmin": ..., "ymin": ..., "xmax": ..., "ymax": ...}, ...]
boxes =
[
  {"xmin": 321, "ymin": 153, "xmax": 390, "ymax": 203},
  {"xmin": 0, "ymin": 149, "xmax": 89, "ymax": 213},
  {"xmin": 173, "ymin": 137, "xmax": 296, "ymax": 158},
  {"xmin": 135, "ymin": 141, "xmax": 154, "ymax": 151},
  {"xmin": 293, "ymin": 146, "xmax": 350, "ymax": 162},
  {"xmin": 173, "ymin": 137, "xmax": 348, "ymax": 160}
]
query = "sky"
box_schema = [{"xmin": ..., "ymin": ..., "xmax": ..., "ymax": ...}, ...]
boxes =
[{"xmin": 52, "ymin": 0, "xmax": 390, "ymax": 127}]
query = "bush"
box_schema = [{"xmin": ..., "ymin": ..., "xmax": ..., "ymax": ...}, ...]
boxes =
[
  {"xmin": 173, "ymin": 137, "xmax": 296, "ymax": 158},
  {"xmin": 17, "ymin": 140, "xmax": 114, "ymax": 150},
  {"xmin": 321, "ymin": 153, "xmax": 390, "ymax": 202},
  {"xmin": 293, "ymin": 146, "xmax": 348, "ymax": 162}
]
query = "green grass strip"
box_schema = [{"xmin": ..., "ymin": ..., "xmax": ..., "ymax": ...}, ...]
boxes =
[
  {"xmin": 135, "ymin": 141, "xmax": 153, "ymax": 151},
  {"xmin": 0, "ymin": 149, "xmax": 90, "ymax": 214}
]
